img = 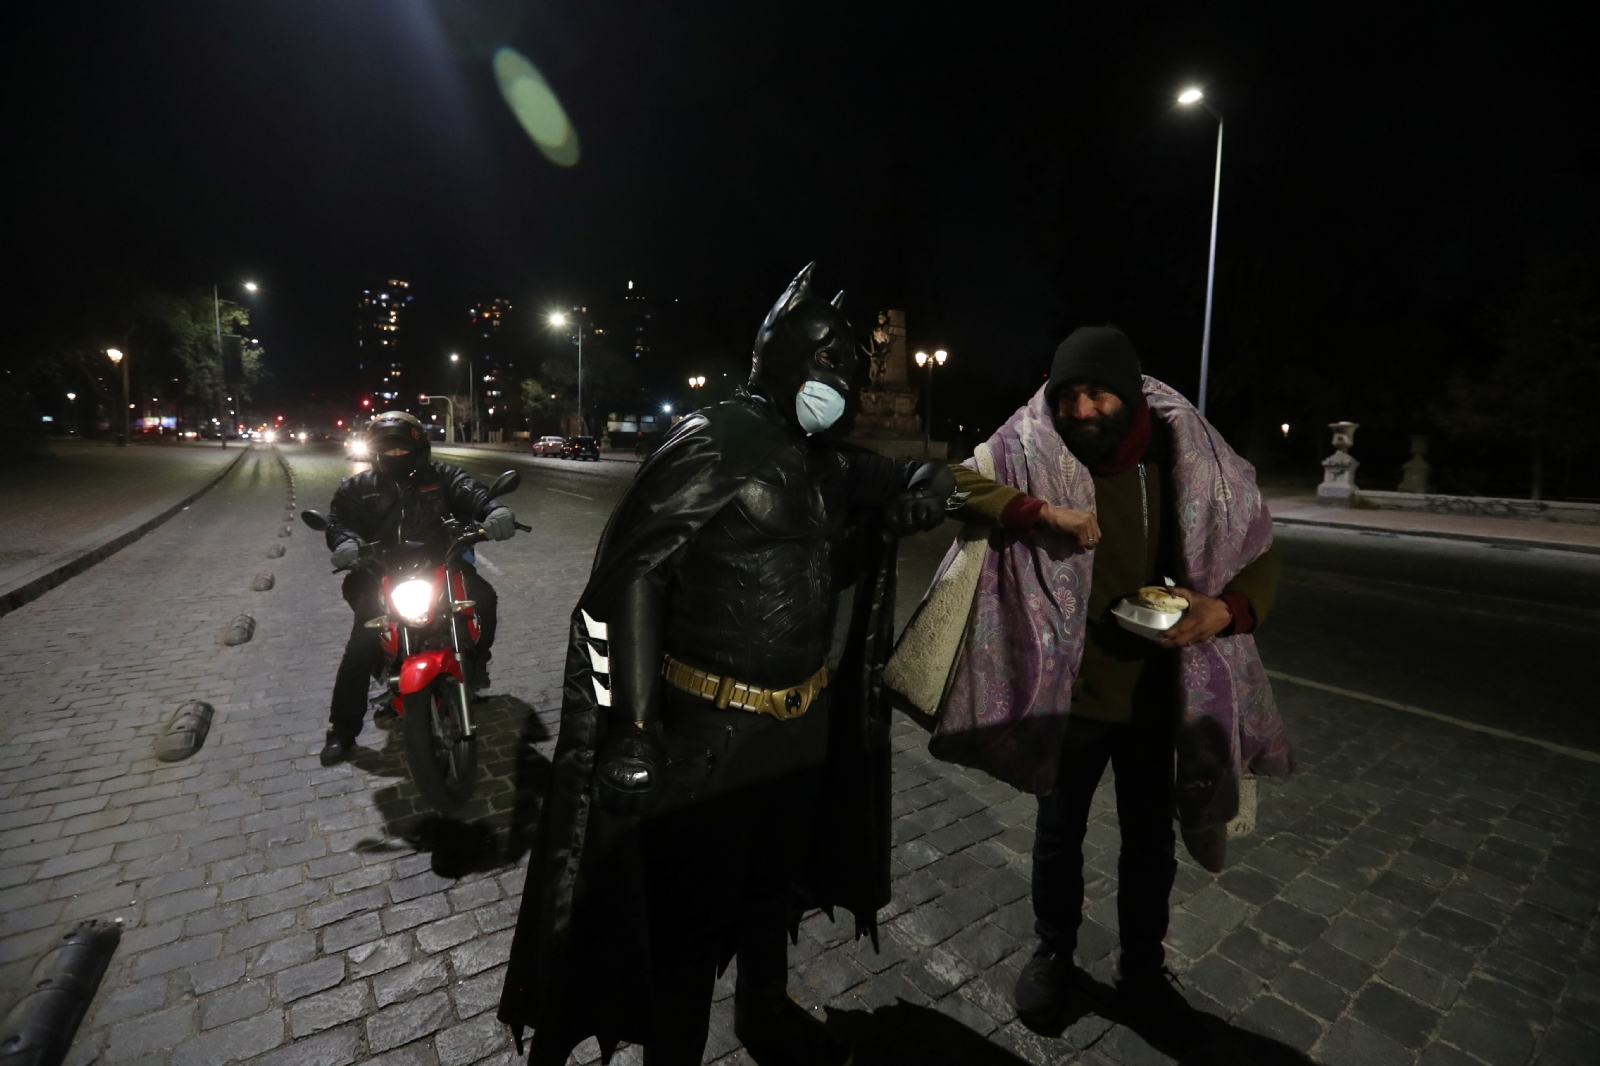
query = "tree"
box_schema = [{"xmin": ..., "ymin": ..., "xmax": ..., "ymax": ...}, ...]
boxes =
[{"xmin": 1437, "ymin": 259, "xmax": 1600, "ymax": 499}]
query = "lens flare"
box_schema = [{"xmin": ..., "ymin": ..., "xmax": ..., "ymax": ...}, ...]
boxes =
[{"xmin": 493, "ymin": 47, "xmax": 579, "ymax": 167}]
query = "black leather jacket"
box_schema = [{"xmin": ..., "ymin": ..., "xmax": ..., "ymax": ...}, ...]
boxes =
[{"xmin": 323, "ymin": 461, "xmax": 499, "ymax": 555}]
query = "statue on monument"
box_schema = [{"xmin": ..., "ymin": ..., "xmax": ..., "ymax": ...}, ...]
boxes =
[{"xmin": 847, "ymin": 309, "xmax": 943, "ymax": 457}]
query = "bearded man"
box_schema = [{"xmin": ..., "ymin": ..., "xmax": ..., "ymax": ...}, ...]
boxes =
[
  {"xmin": 924, "ymin": 326, "xmax": 1293, "ymax": 1036},
  {"xmin": 499, "ymin": 265, "xmax": 954, "ymax": 1066}
]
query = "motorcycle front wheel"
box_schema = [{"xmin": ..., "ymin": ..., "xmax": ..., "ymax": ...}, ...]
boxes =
[{"xmin": 402, "ymin": 679, "xmax": 478, "ymax": 816}]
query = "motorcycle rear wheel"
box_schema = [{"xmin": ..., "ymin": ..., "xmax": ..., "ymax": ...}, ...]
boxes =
[{"xmin": 403, "ymin": 679, "xmax": 478, "ymax": 816}]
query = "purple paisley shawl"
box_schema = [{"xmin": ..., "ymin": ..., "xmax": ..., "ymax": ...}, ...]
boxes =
[{"xmin": 927, "ymin": 378, "xmax": 1294, "ymax": 827}]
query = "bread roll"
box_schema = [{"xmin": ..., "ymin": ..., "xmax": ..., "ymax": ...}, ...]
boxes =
[{"xmin": 1135, "ymin": 586, "xmax": 1190, "ymax": 613}]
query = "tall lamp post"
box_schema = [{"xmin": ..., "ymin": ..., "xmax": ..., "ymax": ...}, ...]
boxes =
[
  {"xmin": 1177, "ymin": 87, "xmax": 1223, "ymax": 418},
  {"xmin": 66, "ymin": 392, "xmax": 77, "ymax": 437},
  {"xmin": 913, "ymin": 349, "xmax": 949, "ymax": 457},
  {"xmin": 212, "ymin": 280, "xmax": 259, "ymax": 447},
  {"xmin": 449, "ymin": 353, "xmax": 476, "ymax": 442},
  {"xmin": 106, "ymin": 349, "xmax": 129, "ymax": 446},
  {"xmin": 548, "ymin": 312, "xmax": 584, "ymax": 435}
]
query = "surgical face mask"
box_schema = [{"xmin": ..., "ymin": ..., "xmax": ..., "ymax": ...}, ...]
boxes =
[{"xmin": 795, "ymin": 380, "xmax": 846, "ymax": 433}]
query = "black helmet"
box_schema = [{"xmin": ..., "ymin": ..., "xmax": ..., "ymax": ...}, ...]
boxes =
[
  {"xmin": 748, "ymin": 263, "xmax": 858, "ymax": 434},
  {"xmin": 366, "ymin": 411, "xmax": 430, "ymax": 478}
]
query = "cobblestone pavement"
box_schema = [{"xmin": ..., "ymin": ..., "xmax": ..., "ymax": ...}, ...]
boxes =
[{"xmin": 0, "ymin": 444, "xmax": 1595, "ymax": 1065}]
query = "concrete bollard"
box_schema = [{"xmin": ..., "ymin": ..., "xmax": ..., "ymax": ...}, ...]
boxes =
[
  {"xmin": 223, "ymin": 615, "xmax": 256, "ymax": 646},
  {"xmin": 251, "ymin": 572, "xmax": 275, "ymax": 591},
  {"xmin": 0, "ymin": 920, "xmax": 121, "ymax": 1064},
  {"xmin": 155, "ymin": 701, "xmax": 214, "ymax": 761}
]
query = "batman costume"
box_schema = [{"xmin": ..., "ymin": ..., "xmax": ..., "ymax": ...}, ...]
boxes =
[{"xmin": 498, "ymin": 265, "xmax": 955, "ymax": 1065}]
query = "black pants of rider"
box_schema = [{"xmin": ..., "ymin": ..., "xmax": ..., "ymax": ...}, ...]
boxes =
[
  {"xmin": 327, "ymin": 564, "xmax": 498, "ymax": 740},
  {"xmin": 1030, "ymin": 677, "xmax": 1180, "ymax": 982},
  {"xmin": 637, "ymin": 685, "xmax": 830, "ymax": 1066}
]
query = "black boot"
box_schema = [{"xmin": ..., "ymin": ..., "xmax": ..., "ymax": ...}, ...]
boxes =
[
  {"xmin": 733, "ymin": 917, "xmax": 850, "ymax": 1066},
  {"xmin": 1013, "ymin": 943, "xmax": 1105, "ymax": 1015},
  {"xmin": 319, "ymin": 730, "xmax": 355, "ymax": 766}
]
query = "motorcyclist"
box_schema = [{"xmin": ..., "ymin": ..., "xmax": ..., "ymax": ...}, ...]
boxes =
[{"xmin": 318, "ymin": 410, "xmax": 517, "ymax": 766}]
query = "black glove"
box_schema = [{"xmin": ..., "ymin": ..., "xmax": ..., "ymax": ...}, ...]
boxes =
[
  {"xmin": 589, "ymin": 571, "xmax": 668, "ymax": 816},
  {"xmin": 330, "ymin": 539, "xmax": 364, "ymax": 571},
  {"xmin": 594, "ymin": 722, "xmax": 666, "ymax": 815},
  {"xmin": 884, "ymin": 461, "xmax": 957, "ymax": 535}
]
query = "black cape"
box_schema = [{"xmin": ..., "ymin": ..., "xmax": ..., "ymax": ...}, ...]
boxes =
[{"xmin": 498, "ymin": 400, "xmax": 901, "ymax": 1064}]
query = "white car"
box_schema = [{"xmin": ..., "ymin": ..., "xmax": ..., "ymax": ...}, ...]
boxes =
[{"xmin": 531, "ymin": 435, "xmax": 566, "ymax": 457}]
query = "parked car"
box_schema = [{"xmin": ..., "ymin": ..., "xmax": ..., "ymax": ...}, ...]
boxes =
[
  {"xmin": 531, "ymin": 435, "xmax": 566, "ymax": 457},
  {"xmin": 562, "ymin": 436, "xmax": 600, "ymax": 461}
]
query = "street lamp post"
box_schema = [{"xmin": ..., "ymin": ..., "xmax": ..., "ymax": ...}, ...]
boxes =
[
  {"xmin": 106, "ymin": 349, "xmax": 129, "ymax": 446},
  {"xmin": 549, "ymin": 312, "xmax": 584, "ymax": 435},
  {"xmin": 211, "ymin": 281, "xmax": 259, "ymax": 448},
  {"xmin": 1177, "ymin": 87, "xmax": 1223, "ymax": 419},
  {"xmin": 913, "ymin": 349, "xmax": 949, "ymax": 457},
  {"xmin": 449, "ymin": 353, "xmax": 476, "ymax": 442},
  {"xmin": 66, "ymin": 392, "xmax": 77, "ymax": 436}
]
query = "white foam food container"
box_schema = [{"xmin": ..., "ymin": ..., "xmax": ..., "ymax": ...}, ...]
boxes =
[{"xmin": 1111, "ymin": 597, "xmax": 1184, "ymax": 641}]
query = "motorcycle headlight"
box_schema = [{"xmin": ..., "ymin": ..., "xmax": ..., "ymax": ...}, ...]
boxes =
[{"xmin": 389, "ymin": 578, "xmax": 435, "ymax": 624}]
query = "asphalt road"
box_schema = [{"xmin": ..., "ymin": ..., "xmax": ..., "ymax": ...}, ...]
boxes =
[{"xmin": 433, "ymin": 444, "xmax": 1600, "ymax": 757}]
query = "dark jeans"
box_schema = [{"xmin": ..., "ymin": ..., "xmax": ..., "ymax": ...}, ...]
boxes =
[
  {"xmin": 327, "ymin": 564, "xmax": 498, "ymax": 738},
  {"xmin": 637, "ymin": 688, "xmax": 830, "ymax": 1065},
  {"xmin": 1032, "ymin": 697, "xmax": 1179, "ymax": 979}
]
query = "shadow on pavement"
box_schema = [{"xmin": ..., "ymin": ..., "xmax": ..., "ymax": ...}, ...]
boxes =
[
  {"xmin": 823, "ymin": 1001, "xmax": 1028, "ymax": 1065},
  {"xmin": 1017, "ymin": 973, "xmax": 1313, "ymax": 1066},
  {"xmin": 359, "ymin": 693, "xmax": 552, "ymax": 878}
]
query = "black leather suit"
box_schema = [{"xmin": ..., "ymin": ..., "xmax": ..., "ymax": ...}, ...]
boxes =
[
  {"xmin": 322, "ymin": 461, "xmax": 502, "ymax": 739},
  {"xmin": 575, "ymin": 265, "xmax": 952, "ymax": 1066}
]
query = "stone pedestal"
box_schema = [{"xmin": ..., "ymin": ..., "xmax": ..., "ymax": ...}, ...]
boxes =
[
  {"xmin": 849, "ymin": 310, "xmax": 947, "ymax": 459},
  {"xmin": 1398, "ymin": 434, "xmax": 1431, "ymax": 494},
  {"xmin": 1318, "ymin": 421, "xmax": 1360, "ymax": 503}
]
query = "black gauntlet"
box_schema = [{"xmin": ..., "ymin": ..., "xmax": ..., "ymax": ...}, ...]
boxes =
[
  {"xmin": 884, "ymin": 460, "xmax": 957, "ymax": 536},
  {"xmin": 592, "ymin": 571, "xmax": 668, "ymax": 815}
]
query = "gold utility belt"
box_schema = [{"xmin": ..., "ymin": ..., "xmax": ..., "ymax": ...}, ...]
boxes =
[{"xmin": 661, "ymin": 655, "xmax": 828, "ymax": 721}]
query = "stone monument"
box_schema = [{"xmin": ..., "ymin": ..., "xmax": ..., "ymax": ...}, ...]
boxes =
[
  {"xmin": 1318, "ymin": 421, "xmax": 1360, "ymax": 503},
  {"xmin": 1398, "ymin": 434, "xmax": 1431, "ymax": 494},
  {"xmin": 849, "ymin": 310, "xmax": 945, "ymax": 458}
]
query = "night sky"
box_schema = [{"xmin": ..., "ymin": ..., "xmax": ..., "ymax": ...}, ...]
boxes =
[{"xmin": 5, "ymin": 1, "xmax": 1597, "ymax": 465}]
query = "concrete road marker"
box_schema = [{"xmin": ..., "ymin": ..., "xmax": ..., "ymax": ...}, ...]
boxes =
[
  {"xmin": 155, "ymin": 700, "xmax": 215, "ymax": 761},
  {"xmin": 0, "ymin": 919, "xmax": 121, "ymax": 1064},
  {"xmin": 223, "ymin": 615, "xmax": 256, "ymax": 646}
]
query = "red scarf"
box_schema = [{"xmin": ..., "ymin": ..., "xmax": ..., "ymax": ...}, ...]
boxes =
[{"xmin": 1090, "ymin": 396, "xmax": 1151, "ymax": 477}]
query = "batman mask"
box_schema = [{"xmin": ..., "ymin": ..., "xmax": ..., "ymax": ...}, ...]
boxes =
[{"xmin": 748, "ymin": 263, "xmax": 858, "ymax": 435}]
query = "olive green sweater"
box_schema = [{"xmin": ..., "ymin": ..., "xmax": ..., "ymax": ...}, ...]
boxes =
[{"xmin": 950, "ymin": 425, "xmax": 1280, "ymax": 723}]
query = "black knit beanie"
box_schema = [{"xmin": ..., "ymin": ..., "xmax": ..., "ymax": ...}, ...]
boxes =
[{"xmin": 1044, "ymin": 327, "xmax": 1144, "ymax": 410}]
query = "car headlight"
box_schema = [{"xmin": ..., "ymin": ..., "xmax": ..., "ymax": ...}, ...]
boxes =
[
  {"xmin": 389, "ymin": 578, "xmax": 435, "ymax": 624},
  {"xmin": 348, "ymin": 440, "xmax": 367, "ymax": 457}
]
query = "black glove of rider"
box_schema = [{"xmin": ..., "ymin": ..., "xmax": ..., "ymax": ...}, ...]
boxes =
[
  {"xmin": 884, "ymin": 460, "xmax": 957, "ymax": 536},
  {"xmin": 591, "ymin": 572, "xmax": 668, "ymax": 816}
]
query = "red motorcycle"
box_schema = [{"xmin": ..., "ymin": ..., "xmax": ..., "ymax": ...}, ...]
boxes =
[{"xmin": 302, "ymin": 470, "xmax": 528, "ymax": 815}]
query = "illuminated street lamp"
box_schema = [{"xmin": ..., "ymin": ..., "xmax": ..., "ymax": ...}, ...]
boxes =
[
  {"xmin": 106, "ymin": 348, "xmax": 129, "ymax": 446},
  {"xmin": 549, "ymin": 311, "xmax": 586, "ymax": 434},
  {"xmin": 913, "ymin": 349, "xmax": 949, "ymax": 457},
  {"xmin": 448, "ymin": 353, "xmax": 476, "ymax": 442},
  {"xmin": 688, "ymin": 375, "xmax": 706, "ymax": 388},
  {"xmin": 1177, "ymin": 86, "xmax": 1223, "ymax": 418}
]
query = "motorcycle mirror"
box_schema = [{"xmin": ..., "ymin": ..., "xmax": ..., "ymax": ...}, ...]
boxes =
[
  {"xmin": 300, "ymin": 510, "xmax": 330, "ymax": 532},
  {"xmin": 487, "ymin": 470, "xmax": 521, "ymax": 497}
]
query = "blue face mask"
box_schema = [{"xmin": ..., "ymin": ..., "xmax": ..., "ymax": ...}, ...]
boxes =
[{"xmin": 795, "ymin": 380, "xmax": 846, "ymax": 433}]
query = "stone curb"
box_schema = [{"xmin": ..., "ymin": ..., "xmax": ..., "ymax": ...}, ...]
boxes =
[
  {"xmin": 0, "ymin": 446, "xmax": 252, "ymax": 618},
  {"xmin": 1271, "ymin": 515, "xmax": 1600, "ymax": 557}
]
